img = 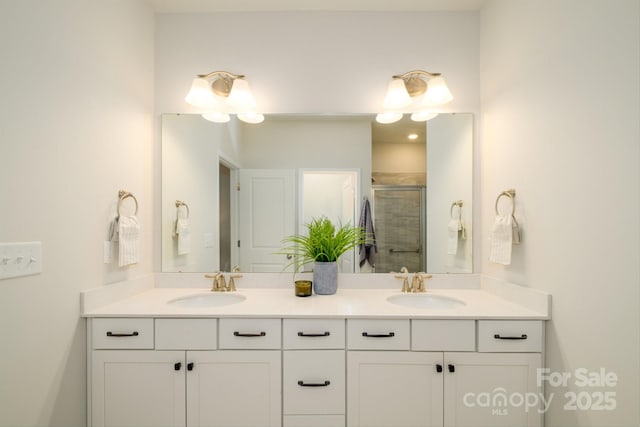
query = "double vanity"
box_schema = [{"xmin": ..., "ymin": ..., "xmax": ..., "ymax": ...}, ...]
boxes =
[{"xmin": 82, "ymin": 273, "xmax": 550, "ymax": 427}]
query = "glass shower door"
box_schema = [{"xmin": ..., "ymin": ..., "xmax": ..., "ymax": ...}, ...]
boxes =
[{"xmin": 372, "ymin": 186, "xmax": 425, "ymax": 273}]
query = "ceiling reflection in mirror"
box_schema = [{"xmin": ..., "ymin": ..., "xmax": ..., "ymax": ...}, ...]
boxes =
[{"xmin": 162, "ymin": 113, "xmax": 472, "ymax": 274}]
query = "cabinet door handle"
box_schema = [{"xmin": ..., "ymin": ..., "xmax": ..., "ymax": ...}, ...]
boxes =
[
  {"xmin": 187, "ymin": 362, "xmax": 194, "ymax": 371},
  {"xmin": 297, "ymin": 380, "xmax": 331, "ymax": 387},
  {"xmin": 233, "ymin": 331, "xmax": 266, "ymax": 337},
  {"xmin": 494, "ymin": 334, "xmax": 528, "ymax": 340},
  {"xmin": 436, "ymin": 364, "xmax": 443, "ymax": 373},
  {"xmin": 448, "ymin": 364, "xmax": 455, "ymax": 373},
  {"xmin": 297, "ymin": 331, "xmax": 330, "ymax": 337},
  {"xmin": 174, "ymin": 362, "xmax": 182, "ymax": 371},
  {"xmin": 362, "ymin": 332, "xmax": 395, "ymax": 338},
  {"xmin": 106, "ymin": 331, "xmax": 139, "ymax": 337}
]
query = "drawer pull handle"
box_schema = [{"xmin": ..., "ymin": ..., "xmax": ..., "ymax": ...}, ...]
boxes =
[
  {"xmin": 494, "ymin": 334, "xmax": 528, "ymax": 340},
  {"xmin": 448, "ymin": 364, "xmax": 455, "ymax": 373},
  {"xmin": 362, "ymin": 332, "xmax": 395, "ymax": 338},
  {"xmin": 297, "ymin": 380, "xmax": 331, "ymax": 387},
  {"xmin": 297, "ymin": 331, "xmax": 330, "ymax": 337},
  {"xmin": 233, "ymin": 331, "xmax": 266, "ymax": 337},
  {"xmin": 106, "ymin": 331, "xmax": 139, "ymax": 337},
  {"xmin": 187, "ymin": 362, "xmax": 194, "ymax": 371},
  {"xmin": 174, "ymin": 362, "xmax": 182, "ymax": 371},
  {"xmin": 436, "ymin": 364, "xmax": 443, "ymax": 373}
]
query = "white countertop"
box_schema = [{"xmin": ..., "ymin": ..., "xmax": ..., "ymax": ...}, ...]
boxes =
[{"xmin": 81, "ymin": 283, "xmax": 549, "ymax": 320}]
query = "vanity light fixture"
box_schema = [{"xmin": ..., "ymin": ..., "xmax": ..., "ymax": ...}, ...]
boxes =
[
  {"xmin": 376, "ymin": 70, "xmax": 453, "ymax": 124},
  {"xmin": 185, "ymin": 70, "xmax": 264, "ymax": 124}
]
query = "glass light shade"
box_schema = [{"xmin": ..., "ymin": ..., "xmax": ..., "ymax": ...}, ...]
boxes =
[
  {"xmin": 382, "ymin": 78, "xmax": 412, "ymax": 110},
  {"xmin": 237, "ymin": 112, "xmax": 265, "ymax": 124},
  {"xmin": 411, "ymin": 111, "xmax": 439, "ymax": 122},
  {"xmin": 422, "ymin": 76, "xmax": 453, "ymax": 106},
  {"xmin": 202, "ymin": 111, "xmax": 230, "ymax": 123},
  {"xmin": 227, "ymin": 78, "xmax": 257, "ymax": 111},
  {"xmin": 185, "ymin": 78, "xmax": 216, "ymax": 108},
  {"xmin": 375, "ymin": 111, "xmax": 403, "ymax": 124}
]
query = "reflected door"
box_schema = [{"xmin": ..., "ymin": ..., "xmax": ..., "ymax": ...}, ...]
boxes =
[
  {"xmin": 372, "ymin": 186, "xmax": 425, "ymax": 273},
  {"xmin": 239, "ymin": 169, "xmax": 295, "ymax": 272}
]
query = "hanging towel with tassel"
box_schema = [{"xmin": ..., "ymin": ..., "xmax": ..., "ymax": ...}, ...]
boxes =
[
  {"xmin": 489, "ymin": 214, "xmax": 512, "ymax": 265},
  {"xmin": 358, "ymin": 198, "xmax": 377, "ymax": 268},
  {"xmin": 118, "ymin": 215, "xmax": 140, "ymax": 267}
]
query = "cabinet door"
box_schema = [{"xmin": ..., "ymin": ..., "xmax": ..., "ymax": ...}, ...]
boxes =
[
  {"xmin": 347, "ymin": 351, "xmax": 443, "ymax": 427},
  {"xmin": 92, "ymin": 350, "xmax": 186, "ymax": 427},
  {"xmin": 444, "ymin": 352, "xmax": 542, "ymax": 427},
  {"xmin": 186, "ymin": 350, "xmax": 281, "ymax": 427}
]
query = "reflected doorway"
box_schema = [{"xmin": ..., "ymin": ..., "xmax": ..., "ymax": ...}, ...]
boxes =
[
  {"xmin": 219, "ymin": 162, "xmax": 231, "ymax": 272},
  {"xmin": 371, "ymin": 186, "xmax": 426, "ymax": 273}
]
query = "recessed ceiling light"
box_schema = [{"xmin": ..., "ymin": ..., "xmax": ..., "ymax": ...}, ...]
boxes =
[{"xmin": 408, "ymin": 133, "xmax": 419, "ymax": 140}]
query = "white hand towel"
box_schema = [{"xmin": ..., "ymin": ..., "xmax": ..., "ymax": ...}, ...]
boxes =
[
  {"xmin": 118, "ymin": 215, "xmax": 140, "ymax": 267},
  {"xmin": 447, "ymin": 218, "xmax": 461, "ymax": 255},
  {"xmin": 175, "ymin": 218, "xmax": 191, "ymax": 255},
  {"xmin": 489, "ymin": 214, "xmax": 513, "ymax": 265}
]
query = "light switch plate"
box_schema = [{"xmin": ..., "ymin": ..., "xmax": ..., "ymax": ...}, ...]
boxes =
[
  {"xmin": 0, "ymin": 242, "xmax": 43, "ymax": 280},
  {"xmin": 203, "ymin": 233, "xmax": 215, "ymax": 248}
]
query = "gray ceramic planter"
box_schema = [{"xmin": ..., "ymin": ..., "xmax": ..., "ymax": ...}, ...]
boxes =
[{"xmin": 312, "ymin": 261, "xmax": 338, "ymax": 295}]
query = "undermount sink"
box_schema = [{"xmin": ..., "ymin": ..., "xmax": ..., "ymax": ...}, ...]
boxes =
[
  {"xmin": 386, "ymin": 293, "xmax": 466, "ymax": 310},
  {"xmin": 168, "ymin": 292, "xmax": 246, "ymax": 308}
]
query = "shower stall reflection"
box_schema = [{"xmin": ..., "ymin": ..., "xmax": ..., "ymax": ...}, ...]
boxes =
[{"xmin": 371, "ymin": 186, "xmax": 426, "ymax": 273}]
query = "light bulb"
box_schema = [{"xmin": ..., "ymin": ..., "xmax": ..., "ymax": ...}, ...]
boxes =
[
  {"xmin": 227, "ymin": 78, "xmax": 257, "ymax": 111},
  {"xmin": 202, "ymin": 112, "xmax": 230, "ymax": 123},
  {"xmin": 422, "ymin": 76, "xmax": 453, "ymax": 106},
  {"xmin": 382, "ymin": 78, "xmax": 412, "ymax": 110},
  {"xmin": 185, "ymin": 78, "xmax": 216, "ymax": 108},
  {"xmin": 375, "ymin": 111, "xmax": 403, "ymax": 124},
  {"xmin": 238, "ymin": 112, "xmax": 265, "ymax": 124},
  {"xmin": 411, "ymin": 111, "xmax": 439, "ymax": 122}
]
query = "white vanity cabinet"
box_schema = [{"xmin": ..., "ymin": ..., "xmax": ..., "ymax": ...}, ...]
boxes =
[
  {"xmin": 346, "ymin": 319, "xmax": 544, "ymax": 427},
  {"xmin": 89, "ymin": 318, "xmax": 281, "ymax": 427},
  {"xmin": 282, "ymin": 318, "xmax": 346, "ymax": 427},
  {"xmin": 87, "ymin": 314, "xmax": 545, "ymax": 427}
]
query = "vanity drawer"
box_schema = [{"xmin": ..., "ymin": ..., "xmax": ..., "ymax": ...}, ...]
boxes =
[
  {"xmin": 155, "ymin": 318, "xmax": 217, "ymax": 350},
  {"xmin": 412, "ymin": 320, "xmax": 476, "ymax": 351},
  {"xmin": 477, "ymin": 320, "xmax": 543, "ymax": 352},
  {"xmin": 283, "ymin": 350, "xmax": 345, "ymax": 415},
  {"xmin": 347, "ymin": 319, "xmax": 410, "ymax": 350},
  {"xmin": 219, "ymin": 318, "xmax": 281, "ymax": 349},
  {"xmin": 92, "ymin": 318, "xmax": 154, "ymax": 349},
  {"xmin": 283, "ymin": 319, "xmax": 345, "ymax": 349},
  {"xmin": 284, "ymin": 415, "xmax": 344, "ymax": 427}
]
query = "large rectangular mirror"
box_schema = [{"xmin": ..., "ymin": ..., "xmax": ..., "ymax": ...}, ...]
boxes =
[{"xmin": 161, "ymin": 113, "xmax": 472, "ymax": 274}]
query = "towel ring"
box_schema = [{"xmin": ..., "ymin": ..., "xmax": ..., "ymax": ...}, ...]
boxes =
[
  {"xmin": 117, "ymin": 190, "xmax": 138, "ymax": 217},
  {"xmin": 450, "ymin": 200, "xmax": 463, "ymax": 218},
  {"xmin": 175, "ymin": 200, "xmax": 190, "ymax": 219},
  {"xmin": 495, "ymin": 189, "xmax": 516, "ymax": 216}
]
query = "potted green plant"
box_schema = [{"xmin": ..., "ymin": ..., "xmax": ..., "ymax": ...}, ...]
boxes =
[{"xmin": 280, "ymin": 217, "xmax": 366, "ymax": 295}]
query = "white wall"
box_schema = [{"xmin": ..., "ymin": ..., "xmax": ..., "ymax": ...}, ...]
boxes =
[
  {"xmin": 0, "ymin": 1, "xmax": 155, "ymax": 426},
  {"xmin": 480, "ymin": 1, "xmax": 640, "ymax": 426},
  {"xmin": 155, "ymin": 11, "xmax": 480, "ymax": 114}
]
